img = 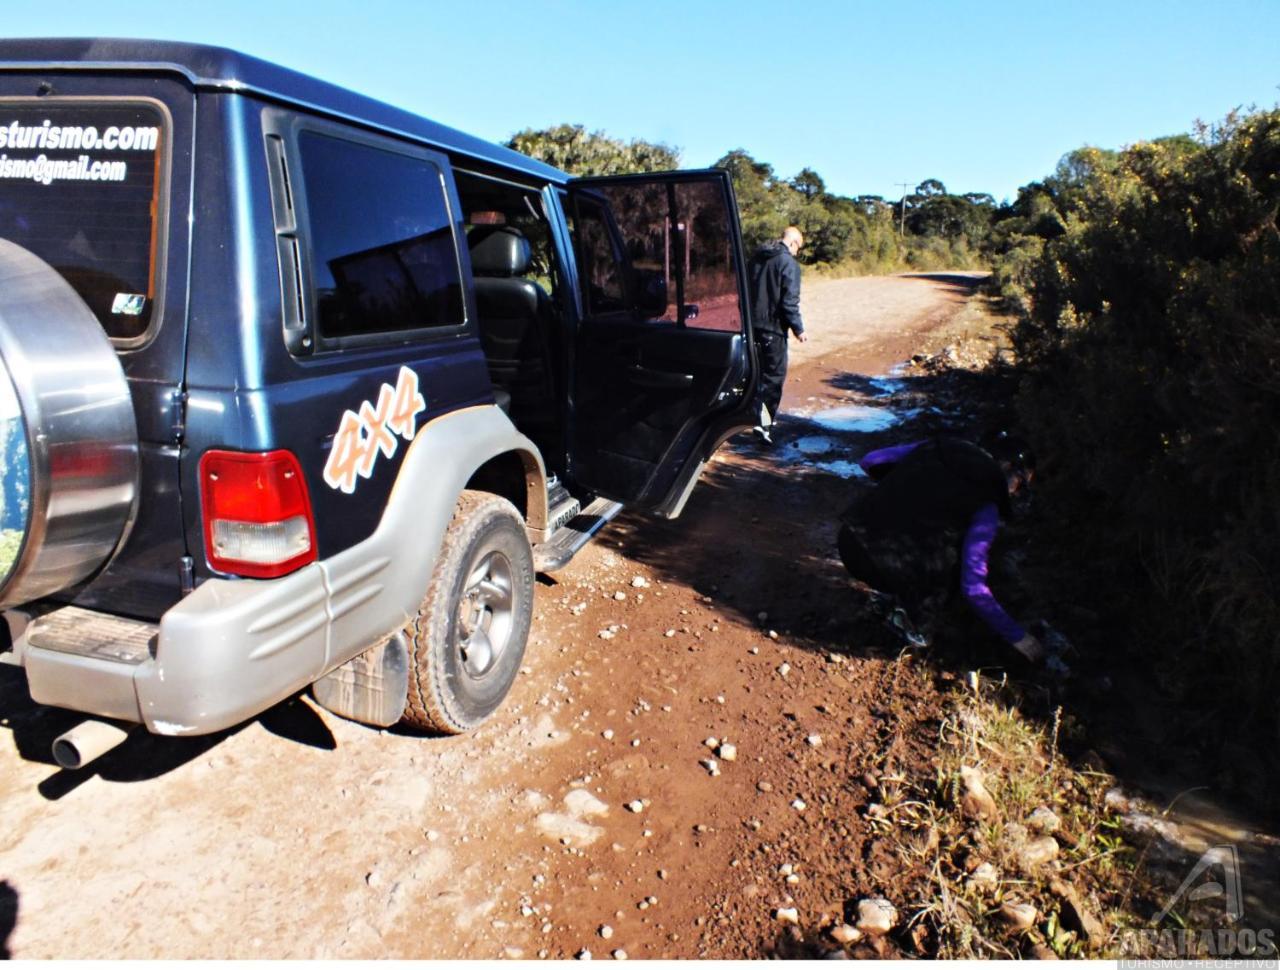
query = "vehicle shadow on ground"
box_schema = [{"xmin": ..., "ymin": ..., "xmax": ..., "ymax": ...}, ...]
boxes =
[
  {"xmin": 0, "ymin": 665, "xmax": 334, "ymax": 799},
  {"xmin": 610, "ymin": 364, "xmax": 1018, "ymax": 667}
]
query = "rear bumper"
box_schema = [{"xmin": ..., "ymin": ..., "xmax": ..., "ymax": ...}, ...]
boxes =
[{"xmin": 11, "ymin": 563, "xmax": 336, "ymax": 736}]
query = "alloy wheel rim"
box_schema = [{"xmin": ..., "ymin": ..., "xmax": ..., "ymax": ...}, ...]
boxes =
[{"xmin": 457, "ymin": 550, "xmax": 514, "ymax": 678}]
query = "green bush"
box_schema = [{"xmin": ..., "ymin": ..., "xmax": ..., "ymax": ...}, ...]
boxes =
[{"xmin": 994, "ymin": 109, "xmax": 1280, "ymax": 809}]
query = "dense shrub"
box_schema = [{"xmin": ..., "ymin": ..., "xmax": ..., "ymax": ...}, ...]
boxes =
[{"xmin": 994, "ymin": 110, "xmax": 1280, "ymax": 809}]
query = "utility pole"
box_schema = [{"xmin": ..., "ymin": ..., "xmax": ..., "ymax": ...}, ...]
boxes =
[{"xmin": 894, "ymin": 182, "xmax": 912, "ymax": 237}]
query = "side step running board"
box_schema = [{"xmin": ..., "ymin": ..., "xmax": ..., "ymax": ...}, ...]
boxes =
[{"xmin": 533, "ymin": 498, "xmax": 624, "ymax": 573}]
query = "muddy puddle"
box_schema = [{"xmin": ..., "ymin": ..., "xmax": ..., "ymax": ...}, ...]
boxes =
[{"xmin": 777, "ymin": 367, "xmax": 918, "ymax": 478}]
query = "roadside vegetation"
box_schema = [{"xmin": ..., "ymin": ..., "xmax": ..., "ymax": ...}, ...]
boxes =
[{"xmin": 988, "ymin": 107, "xmax": 1280, "ymax": 818}]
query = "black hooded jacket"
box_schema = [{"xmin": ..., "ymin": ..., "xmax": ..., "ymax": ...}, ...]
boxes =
[{"xmin": 747, "ymin": 241, "xmax": 804, "ymax": 337}]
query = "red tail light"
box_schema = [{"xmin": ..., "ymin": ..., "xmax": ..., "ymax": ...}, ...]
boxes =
[{"xmin": 199, "ymin": 450, "xmax": 317, "ymax": 579}]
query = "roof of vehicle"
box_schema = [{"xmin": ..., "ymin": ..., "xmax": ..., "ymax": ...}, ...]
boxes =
[{"xmin": 0, "ymin": 38, "xmax": 568, "ymax": 184}]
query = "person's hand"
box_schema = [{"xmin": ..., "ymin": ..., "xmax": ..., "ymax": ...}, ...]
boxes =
[
  {"xmin": 794, "ymin": 331, "xmax": 808, "ymax": 343},
  {"xmin": 1011, "ymin": 633, "xmax": 1046, "ymax": 665}
]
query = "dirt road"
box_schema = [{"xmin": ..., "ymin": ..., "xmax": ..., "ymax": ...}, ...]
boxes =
[{"xmin": 0, "ymin": 273, "xmax": 1008, "ymax": 959}]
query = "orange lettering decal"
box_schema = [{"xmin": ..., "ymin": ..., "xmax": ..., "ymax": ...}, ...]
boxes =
[{"xmin": 322, "ymin": 367, "xmax": 428, "ymax": 493}]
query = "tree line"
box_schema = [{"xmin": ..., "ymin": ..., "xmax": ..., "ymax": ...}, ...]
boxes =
[{"xmin": 506, "ymin": 124, "xmax": 996, "ymax": 273}]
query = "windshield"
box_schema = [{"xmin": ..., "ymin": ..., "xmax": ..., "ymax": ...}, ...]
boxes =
[{"xmin": 0, "ymin": 100, "xmax": 165, "ymax": 341}]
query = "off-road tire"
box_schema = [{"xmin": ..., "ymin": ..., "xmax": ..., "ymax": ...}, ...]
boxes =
[{"xmin": 401, "ymin": 490, "xmax": 533, "ymax": 733}]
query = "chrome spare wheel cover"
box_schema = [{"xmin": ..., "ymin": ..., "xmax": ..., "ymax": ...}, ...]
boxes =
[
  {"xmin": 457, "ymin": 550, "xmax": 515, "ymax": 678},
  {"xmin": 0, "ymin": 238, "xmax": 139, "ymax": 609}
]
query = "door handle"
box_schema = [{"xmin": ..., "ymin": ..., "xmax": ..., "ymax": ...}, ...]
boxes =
[{"xmin": 628, "ymin": 364, "xmax": 694, "ymax": 389}]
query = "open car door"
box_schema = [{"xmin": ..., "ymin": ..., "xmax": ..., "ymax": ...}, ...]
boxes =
[{"xmin": 566, "ymin": 170, "xmax": 757, "ymax": 517}]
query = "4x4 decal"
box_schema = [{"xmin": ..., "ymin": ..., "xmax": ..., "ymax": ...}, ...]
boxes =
[{"xmin": 323, "ymin": 365, "xmax": 426, "ymax": 494}]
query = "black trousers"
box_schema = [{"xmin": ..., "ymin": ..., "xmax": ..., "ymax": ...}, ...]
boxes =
[
  {"xmin": 837, "ymin": 522, "xmax": 957, "ymax": 632},
  {"xmin": 755, "ymin": 330, "xmax": 789, "ymax": 423}
]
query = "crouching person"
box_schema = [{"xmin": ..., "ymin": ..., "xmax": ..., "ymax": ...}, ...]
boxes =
[{"xmin": 836, "ymin": 433, "xmax": 1044, "ymax": 664}]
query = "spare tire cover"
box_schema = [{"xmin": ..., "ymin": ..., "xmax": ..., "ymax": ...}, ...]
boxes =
[{"xmin": 0, "ymin": 238, "xmax": 139, "ymax": 609}]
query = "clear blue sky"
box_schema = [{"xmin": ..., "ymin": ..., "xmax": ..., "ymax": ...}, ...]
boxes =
[{"xmin": 5, "ymin": 0, "xmax": 1278, "ymax": 202}]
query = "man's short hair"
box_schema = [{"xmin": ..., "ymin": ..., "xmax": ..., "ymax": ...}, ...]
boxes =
[{"xmin": 782, "ymin": 226, "xmax": 804, "ymax": 249}]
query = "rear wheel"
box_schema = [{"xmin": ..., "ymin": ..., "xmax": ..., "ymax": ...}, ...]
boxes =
[{"xmin": 401, "ymin": 490, "xmax": 533, "ymax": 733}]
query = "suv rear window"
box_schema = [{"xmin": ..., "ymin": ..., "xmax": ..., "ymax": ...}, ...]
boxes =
[{"xmin": 0, "ymin": 101, "xmax": 165, "ymax": 341}]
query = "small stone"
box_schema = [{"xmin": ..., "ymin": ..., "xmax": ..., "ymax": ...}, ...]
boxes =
[
  {"xmin": 768, "ymin": 630, "xmax": 779, "ymax": 640},
  {"xmin": 599, "ymin": 925, "xmax": 614, "ymax": 939},
  {"xmin": 614, "ymin": 591, "xmax": 627, "ymax": 601},
  {"xmin": 521, "ymin": 905, "xmax": 535, "ymax": 917},
  {"xmin": 700, "ymin": 758, "xmax": 720, "ymax": 776},
  {"xmin": 749, "ymin": 646, "xmax": 759, "ymax": 654},
  {"xmin": 602, "ymin": 729, "xmax": 615, "ymax": 740},
  {"xmin": 576, "ymin": 949, "xmax": 593, "ymax": 960},
  {"xmin": 774, "ymin": 907, "xmax": 800, "ymax": 925},
  {"xmin": 630, "ymin": 739, "xmax": 640, "ymax": 747},
  {"xmin": 703, "ymin": 736, "xmax": 719, "ymax": 749},
  {"xmin": 718, "ymin": 743, "xmax": 737, "ymax": 762},
  {"xmin": 598, "ymin": 629, "xmax": 616, "ymax": 640},
  {"xmin": 612, "ymin": 950, "xmax": 628, "ymax": 960},
  {"xmin": 959, "ymin": 765, "xmax": 999, "ymax": 821},
  {"xmin": 855, "ymin": 898, "xmax": 897, "ymax": 936},
  {"xmin": 1018, "ymin": 835, "xmax": 1060, "ymax": 870},
  {"xmin": 631, "ymin": 576, "xmax": 648, "ymax": 588},
  {"xmin": 998, "ymin": 901, "xmax": 1038, "ymax": 932},
  {"xmin": 658, "ymin": 869, "xmax": 668, "ymax": 880},
  {"xmin": 426, "ymin": 830, "xmax": 440, "ymax": 842},
  {"xmin": 626, "ymin": 800, "xmax": 644, "ymax": 813},
  {"xmin": 830, "ymin": 924, "xmax": 863, "ymax": 945},
  {"xmin": 777, "ymin": 663, "xmax": 791, "ymax": 677},
  {"xmin": 791, "ymin": 798, "xmax": 807, "ymax": 811},
  {"xmin": 778, "ymin": 863, "xmax": 794, "ymax": 876},
  {"xmin": 664, "ymin": 629, "xmax": 676, "ymax": 638},
  {"xmin": 647, "ymin": 896, "xmax": 657, "ymax": 904},
  {"xmin": 503, "ymin": 947, "xmax": 525, "ymax": 960},
  {"xmin": 365, "ymin": 867, "xmax": 384, "ymax": 888},
  {"xmin": 757, "ymin": 781, "xmax": 773, "ymax": 793},
  {"xmin": 1028, "ymin": 806, "xmax": 1061, "ymax": 834},
  {"xmin": 965, "ymin": 862, "xmax": 999, "ymax": 893},
  {"xmin": 786, "ymin": 874, "xmax": 800, "ymax": 885},
  {"xmin": 806, "ymin": 734, "xmax": 822, "ymax": 747}
]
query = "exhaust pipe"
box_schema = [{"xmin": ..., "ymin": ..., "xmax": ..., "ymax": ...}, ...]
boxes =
[{"xmin": 51, "ymin": 719, "xmax": 135, "ymax": 769}]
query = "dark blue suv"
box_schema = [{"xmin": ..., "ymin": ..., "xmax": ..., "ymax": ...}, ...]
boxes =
[{"xmin": 0, "ymin": 39, "xmax": 759, "ymax": 764}]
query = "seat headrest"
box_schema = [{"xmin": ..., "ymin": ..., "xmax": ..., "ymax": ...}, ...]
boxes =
[{"xmin": 468, "ymin": 225, "xmax": 532, "ymax": 277}]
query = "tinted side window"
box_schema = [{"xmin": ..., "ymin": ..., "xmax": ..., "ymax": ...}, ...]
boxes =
[{"xmin": 297, "ymin": 131, "xmax": 463, "ymax": 340}]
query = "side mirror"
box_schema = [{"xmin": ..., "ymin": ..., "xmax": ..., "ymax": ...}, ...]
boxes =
[{"xmin": 631, "ymin": 269, "xmax": 668, "ymax": 319}]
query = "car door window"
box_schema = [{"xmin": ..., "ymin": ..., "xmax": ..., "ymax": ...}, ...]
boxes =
[{"xmin": 570, "ymin": 177, "xmax": 744, "ymax": 332}]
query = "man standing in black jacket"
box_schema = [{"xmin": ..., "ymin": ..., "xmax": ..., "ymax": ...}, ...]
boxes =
[{"xmin": 747, "ymin": 226, "xmax": 808, "ymax": 443}]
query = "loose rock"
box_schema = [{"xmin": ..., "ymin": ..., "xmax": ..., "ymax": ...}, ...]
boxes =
[
  {"xmin": 998, "ymin": 901, "xmax": 1038, "ymax": 932},
  {"xmin": 830, "ymin": 924, "xmax": 863, "ymax": 945},
  {"xmin": 1018, "ymin": 835, "xmax": 1060, "ymax": 870},
  {"xmin": 703, "ymin": 737, "xmax": 719, "ymax": 749},
  {"xmin": 855, "ymin": 898, "xmax": 897, "ymax": 936},
  {"xmin": 774, "ymin": 907, "xmax": 800, "ymax": 925},
  {"xmin": 959, "ymin": 765, "xmax": 999, "ymax": 821},
  {"xmin": 718, "ymin": 743, "xmax": 737, "ymax": 762},
  {"xmin": 806, "ymin": 734, "xmax": 822, "ymax": 747},
  {"xmin": 965, "ymin": 862, "xmax": 999, "ymax": 893},
  {"xmin": 599, "ymin": 925, "xmax": 614, "ymax": 940},
  {"xmin": 612, "ymin": 950, "xmax": 628, "ymax": 960},
  {"xmin": 626, "ymin": 800, "xmax": 644, "ymax": 814},
  {"xmin": 630, "ymin": 576, "xmax": 648, "ymax": 588},
  {"xmin": 1028, "ymin": 806, "xmax": 1062, "ymax": 834}
]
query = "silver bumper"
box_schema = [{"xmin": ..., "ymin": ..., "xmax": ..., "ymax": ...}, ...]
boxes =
[{"xmin": 11, "ymin": 563, "xmax": 337, "ymax": 736}]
